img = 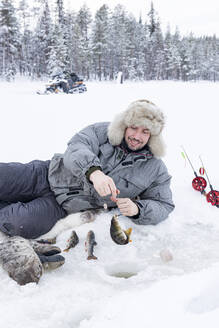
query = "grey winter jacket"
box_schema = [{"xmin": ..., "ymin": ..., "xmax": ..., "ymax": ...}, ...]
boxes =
[{"xmin": 48, "ymin": 122, "xmax": 174, "ymax": 225}]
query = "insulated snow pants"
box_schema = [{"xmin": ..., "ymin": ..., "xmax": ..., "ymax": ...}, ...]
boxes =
[{"xmin": 0, "ymin": 160, "xmax": 66, "ymax": 239}]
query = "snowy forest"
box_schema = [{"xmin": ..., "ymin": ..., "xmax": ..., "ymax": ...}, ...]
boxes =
[{"xmin": 0, "ymin": 0, "xmax": 219, "ymax": 82}]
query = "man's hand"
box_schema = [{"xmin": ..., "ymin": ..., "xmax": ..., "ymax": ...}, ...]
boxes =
[
  {"xmin": 89, "ymin": 170, "xmax": 119, "ymax": 200},
  {"xmin": 115, "ymin": 198, "xmax": 139, "ymax": 217}
]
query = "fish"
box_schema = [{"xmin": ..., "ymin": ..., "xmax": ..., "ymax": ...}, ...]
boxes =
[
  {"xmin": 110, "ymin": 215, "xmax": 132, "ymax": 245},
  {"xmin": 85, "ymin": 230, "xmax": 97, "ymax": 260},
  {"xmin": 63, "ymin": 230, "xmax": 79, "ymax": 252}
]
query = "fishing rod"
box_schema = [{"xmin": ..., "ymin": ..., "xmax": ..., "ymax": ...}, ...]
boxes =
[
  {"xmin": 181, "ymin": 146, "xmax": 207, "ymax": 193},
  {"xmin": 199, "ymin": 156, "xmax": 219, "ymax": 207}
]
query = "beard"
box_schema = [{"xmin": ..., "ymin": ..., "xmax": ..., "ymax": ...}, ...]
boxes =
[{"xmin": 126, "ymin": 137, "xmax": 144, "ymax": 151}]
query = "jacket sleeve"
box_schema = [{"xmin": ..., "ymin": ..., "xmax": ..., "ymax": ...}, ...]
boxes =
[
  {"xmin": 63, "ymin": 122, "xmax": 108, "ymax": 180},
  {"xmin": 131, "ymin": 161, "xmax": 175, "ymax": 225}
]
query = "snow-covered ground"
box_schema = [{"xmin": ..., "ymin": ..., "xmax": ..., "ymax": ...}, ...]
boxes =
[{"xmin": 1, "ymin": 78, "xmax": 219, "ymax": 328}]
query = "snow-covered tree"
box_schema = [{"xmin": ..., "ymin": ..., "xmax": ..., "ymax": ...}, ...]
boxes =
[
  {"xmin": 134, "ymin": 17, "xmax": 147, "ymax": 80},
  {"xmin": 33, "ymin": 0, "xmax": 53, "ymax": 76},
  {"xmin": 0, "ymin": 0, "xmax": 21, "ymax": 80},
  {"xmin": 147, "ymin": 19, "xmax": 164, "ymax": 79},
  {"xmin": 64, "ymin": 11, "xmax": 79, "ymax": 72},
  {"xmin": 147, "ymin": 2, "xmax": 158, "ymax": 37},
  {"xmin": 17, "ymin": 0, "xmax": 31, "ymax": 75},
  {"xmin": 76, "ymin": 4, "xmax": 92, "ymax": 79},
  {"xmin": 0, "ymin": 1, "xmax": 218, "ymax": 82},
  {"xmin": 163, "ymin": 26, "xmax": 181, "ymax": 80},
  {"xmin": 107, "ymin": 5, "xmax": 128, "ymax": 79},
  {"xmin": 91, "ymin": 5, "xmax": 110, "ymax": 80},
  {"xmin": 179, "ymin": 37, "xmax": 193, "ymax": 81},
  {"xmin": 56, "ymin": 0, "xmax": 64, "ymax": 27},
  {"xmin": 47, "ymin": 22, "xmax": 68, "ymax": 75}
]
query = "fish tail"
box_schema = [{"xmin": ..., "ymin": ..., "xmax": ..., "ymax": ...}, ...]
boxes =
[
  {"xmin": 87, "ymin": 255, "xmax": 98, "ymax": 260},
  {"xmin": 63, "ymin": 248, "xmax": 69, "ymax": 252},
  {"xmin": 125, "ymin": 227, "xmax": 132, "ymax": 237}
]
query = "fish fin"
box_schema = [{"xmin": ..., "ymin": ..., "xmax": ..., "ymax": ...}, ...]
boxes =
[
  {"xmin": 125, "ymin": 228, "xmax": 132, "ymax": 237},
  {"xmin": 87, "ymin": 255, "xmax": 98, "ymax": 260}
]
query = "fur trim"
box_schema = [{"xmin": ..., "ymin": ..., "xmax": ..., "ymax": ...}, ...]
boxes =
[{"xmin": 108, "ymin": 99, "xmax": 166, "ymax": 157}]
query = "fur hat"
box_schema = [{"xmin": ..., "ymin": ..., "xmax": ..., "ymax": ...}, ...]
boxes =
[{"xmin": 108, "ymin": 99, "xmax": 166, "ymax": 157}]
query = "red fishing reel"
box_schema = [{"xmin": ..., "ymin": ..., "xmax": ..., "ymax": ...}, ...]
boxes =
[
  {"xmin": 192, "ymin": 176, "xmax": 207, "ymax": 192},
  {"xmin": 206, "ymin": 190, "xmax": 219, "ymax": 206}
]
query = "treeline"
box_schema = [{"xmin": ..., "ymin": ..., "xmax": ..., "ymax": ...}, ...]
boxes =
[{"xmin": 0, "ymin": 0, "xmax": 219, "ymax": 81}]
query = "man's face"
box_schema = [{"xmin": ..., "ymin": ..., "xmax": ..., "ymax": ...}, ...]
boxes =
[{"xmin": 124, "ymin": 126, "xmax": 151, "ymax": 151}]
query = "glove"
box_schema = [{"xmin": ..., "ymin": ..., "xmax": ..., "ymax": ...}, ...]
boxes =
[{"xmin": 0, "ymin": 236, "xmax": 64, "ymax": 285}]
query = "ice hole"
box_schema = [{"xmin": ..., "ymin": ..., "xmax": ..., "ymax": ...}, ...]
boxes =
[{"xmin": 104, "ymin": 261, "xmax": 143, "ymax": 279}]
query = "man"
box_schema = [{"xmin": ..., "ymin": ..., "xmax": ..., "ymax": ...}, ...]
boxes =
[
  {"xmin": 0, "ymin": 99, "xmax": 174, "ymax": 240},
  {"xmin": 60, "ymin": 71, "xmax": 79, "ymax": 93}
]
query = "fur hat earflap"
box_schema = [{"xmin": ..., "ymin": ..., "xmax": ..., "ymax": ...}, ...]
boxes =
[{"xmin": 108, "ymin": 99, "xmax": 166, "ymax": 157}]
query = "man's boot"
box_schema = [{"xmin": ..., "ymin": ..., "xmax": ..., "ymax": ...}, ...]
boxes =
[
  {"xmin": 30, "ymin": 239, "xmax": 65, "ymax": 270},
  {"xmin": 37, "ymin": 254, "xmax": 65, "ymax": 270}
]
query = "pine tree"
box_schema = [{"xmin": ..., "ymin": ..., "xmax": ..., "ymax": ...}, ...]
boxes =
[
  {"xmin": 135, "ymin": 16, "xmax": 147, "ymax": 80},
  {"xmin": 0, "ymin": 0, "xmax": 21, "ymax": 80},
  {"xmin": 143, "ymin": 2, "xmax": 164, "ymax": 79},
  {"xmin": 17, "ymin": 0, "xmax": 31, "ymax": 75},
  {"xmin": 123, "ymin": 13, "xmax": 138, "ymax": 80},
  {"xmin": 147, "ymin": 2, "xmax": 157, "ymax": 37},
  {"xmin": 108, "ymin": 5, "xmax": 127, "ymax": 79},
  {"xmin": 179, "ymin": 37, "xmax": 192, "ymax": 81},
  {"xmin": 146, "ymin": 16, "xmax": 164, "ymax": 79},
  {"xmin": 57, "ymin": 0, "xmax": 64, "ymax": 27},
  {"xmin": 91, "ymin": 4, "xmax": 110, "ymax": 80},
  {"xmin": 163, "ymin": 26, "xmax": 181, "ymax": 79},
  {"xmin": 76, "ymin": 4, "xmax": 92, "ymax": 78},
  {"xmin": 47, "ymin": 22, "xmax": 68, "ymax": 75},
  {"xmin": 64, "ymin": 11, "xmax": 79, "ymax": 72},
  {"xmin": 203, "ymin": 36, "xmax": 219, "ymax": 82},
  {"xmin": 34, "ymin": 0, "xmax": 53, "ymax": 76}
]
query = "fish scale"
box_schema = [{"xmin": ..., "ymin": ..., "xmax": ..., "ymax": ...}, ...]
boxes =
[
  {"xmin": 63, "ymin": 230, "xmax": 79, "ymax": 252},
  {"xmin": 85, "ymin": 230, "xmax": 98, "ymax": 260},
  {"xmin": 110, "ymin": 215, "xmax": 132, "ymax": 245}
]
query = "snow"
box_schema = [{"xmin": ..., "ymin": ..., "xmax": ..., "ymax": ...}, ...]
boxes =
[{"xmin": 1, "ymin": 78, "xmax": 219, "ymax": 328}]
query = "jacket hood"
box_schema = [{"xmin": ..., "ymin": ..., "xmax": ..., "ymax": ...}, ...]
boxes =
[{"xmin": 107, "ymin": 99, "xmax": 166, "ymax": 157}]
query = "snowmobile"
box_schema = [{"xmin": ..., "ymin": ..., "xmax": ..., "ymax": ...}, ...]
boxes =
[{"xmin": 37, "ymin": 71, "xmax": 87, "ymax": 95}]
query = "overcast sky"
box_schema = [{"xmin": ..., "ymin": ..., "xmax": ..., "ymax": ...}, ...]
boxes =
[{"xmin": 66, "ymin": 0, "xmax": 219, "ymax": 37}]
